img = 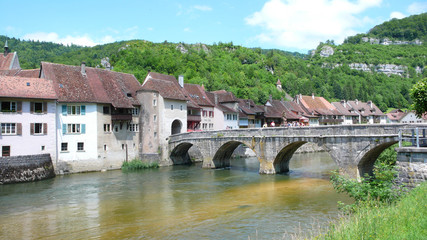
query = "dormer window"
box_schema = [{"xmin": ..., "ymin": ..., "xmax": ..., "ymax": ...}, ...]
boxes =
[{"xmin": 1, "ymin": 101, "xmax": 16, "ymax": 112}]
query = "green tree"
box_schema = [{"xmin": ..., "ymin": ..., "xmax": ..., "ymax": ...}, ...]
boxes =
[{"xmin": 410, "ymin": 78, "xmax": 427, "ymax": 117}]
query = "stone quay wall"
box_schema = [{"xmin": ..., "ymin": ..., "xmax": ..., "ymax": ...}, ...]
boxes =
[
  {"xmin": 0, "ymin": 154, "xmax": 55, "ymax": 184},
  {"xmin": 396, "ymin": 147, "xmax": 427, "ymax": 188}
]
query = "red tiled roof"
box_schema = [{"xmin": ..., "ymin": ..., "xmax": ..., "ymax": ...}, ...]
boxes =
[
  {"xmin": 16, "ymin": 69, "xmax": 40, "ymax": 78},
  {"xmin": 386, "ymin": 109, "xmax": 406, "ymax": 121},
  {"xmin": 41, "ymin": 62, "xmax": 141, "ymax": 107},
  {"xmin": 0, "ymin": 69, "xmax": 20, "ymax": 76},
  {"xmin": 238, "ymin": 99, "xmax": 256, "ymax": 115},
  {"xmin": 0, "ymin": 75, "xmax": 57, "ymax": 100},
  {"xmin": 184, "ymin": 84, "xmax": 214, "ymax": 107},
  {"xmin": 347, "ymin": 100, "xmax": 385, "ymax": 117},
  {"xmin": 141, "ymin": 72, "xmax": 187, "ymax": 101},
  {"xmin": 332, "ymin": 101, "xmax": 359, "ymax": 116},
  {"xmin": 297, "ymin": 95, "xmax": 341, "ymax": 116},
  {"xmin": 0, "ymin": 52, "xmax": 16, "ymax": 70},
  {"xmin": 211, "ymin": 90, "xmax": 239, "ymax": 103},
  {"xmin": 205, "ymin": 91, "xmax": 238, "ymax": 113}
]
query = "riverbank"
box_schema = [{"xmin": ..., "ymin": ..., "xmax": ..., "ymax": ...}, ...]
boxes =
[{"xmin": 305, "ymin": 182, "xmax": 426, "ymax": 239}]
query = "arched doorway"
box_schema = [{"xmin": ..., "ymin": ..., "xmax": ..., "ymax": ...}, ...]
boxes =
[{"xmin": 171, "ymin": 120, "xmax": 182, "ymax": 135}]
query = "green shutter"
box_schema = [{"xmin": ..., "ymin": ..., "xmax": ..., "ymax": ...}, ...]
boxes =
[
  {"xmin": 81, "ymin": 124, "xmax": 86, "ymax": 134},
  {"xmin": 62, "ymin": 105, "xmax": 67, "ymax": 115},
  {"xmin": 81, "ymin": 105, "xmax": 86, "ymax": 115},
  {"xmin": 62, "ymin": 124, "xmax": 66, "ymax": 134}
]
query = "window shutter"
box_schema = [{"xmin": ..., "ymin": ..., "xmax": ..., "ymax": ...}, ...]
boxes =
[
  {"xmin": 43, "ymin": 102, "xmax": 47, "ymax": 114},
  {"xmin": 30, "ymin": 102, "xmax": 34, "ymax": 113},
  {"xmin": 81, "ymin": 105, "xmax": 86, "ymax": 115},
  {"xmin": 17, "ymin": 123, "xmax": 22, "ymax": 135},
  {"xmin": 81, "ymin": 124, "xmax": 86, "ymax": 134},
  {"xmin": 62, "ymin": 124, "xmax": 66, "ymax": 134},
  {"xmin": 30, "ymin": 123, "xmax": 34, "ymax": 135},
  {"xmin": 17, "ymin": 102, "xmax": 22, "ymax": 113},
  {"xmin": 62, "ymin": 105, "xmax": 67, "ymax": 115},
  {"xmin": 43, "ymin": 123, "xmax": 47, "ymax": 134}
]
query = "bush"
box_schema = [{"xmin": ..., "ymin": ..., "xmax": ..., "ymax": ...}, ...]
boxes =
[{"xmin": 121, "ymin": 159, "xmax": 159, "ymax": 171}]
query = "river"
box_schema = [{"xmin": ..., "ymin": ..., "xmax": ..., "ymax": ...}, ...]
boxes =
[{"xmin": 0, "ymin": 152, "xmax": 351, "ymax": 239}]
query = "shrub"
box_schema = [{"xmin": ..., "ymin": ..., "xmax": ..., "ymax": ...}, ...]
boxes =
[{"xmin": 121, "ymin": 159, "xmax": 159, "ymax": 171}]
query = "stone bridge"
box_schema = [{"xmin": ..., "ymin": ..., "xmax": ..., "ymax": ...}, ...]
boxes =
[{"xmin": 167, "ymin": 124, "xmax": 427, "ymax": 178}]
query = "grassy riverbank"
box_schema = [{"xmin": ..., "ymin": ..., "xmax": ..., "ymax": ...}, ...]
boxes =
[
  {"xmin": 121, "ymin": 159, "xmax": 159, "ymax": 171},
  {"xmin": 318, "ymin": 182, "xmax": 427, "ymax": 240}
]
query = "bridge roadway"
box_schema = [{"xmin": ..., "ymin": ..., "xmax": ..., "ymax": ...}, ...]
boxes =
[{"xmin": 167, "ymin": 124, "xmax": 427, "ymax": 178}]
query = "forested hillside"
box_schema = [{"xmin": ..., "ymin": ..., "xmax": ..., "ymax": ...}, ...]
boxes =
[{"xmin": 1, "ymin": 13, "xmax": 426, "ymax": 111}]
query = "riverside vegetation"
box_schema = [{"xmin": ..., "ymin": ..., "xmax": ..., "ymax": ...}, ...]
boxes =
[
  {"xmin": 1, "ymin": 13, "xmax": 426, "ymax": 111},
  {"xmin": 121, "ymin": 159, "xmax": 159, "ymax": 171}
]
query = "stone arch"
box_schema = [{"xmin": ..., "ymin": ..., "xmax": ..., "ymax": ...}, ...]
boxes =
[
  {"xmin": 273, "ymin": 141, "xmax": 308, "ymax": 173},
  {"xmin": 170, "ymin": 142, "xmax": 193, "ymax": 165},
  {"xmin": 357, "ymin": 141, "xmax": 398, "ymax": 178},
  {"xmin": 212, "ymin": 141, "xmax": 256, "ymax": 169},
  {"xmin": 171, "ymin": 119, "xmax": 182, "ymax": 135}
]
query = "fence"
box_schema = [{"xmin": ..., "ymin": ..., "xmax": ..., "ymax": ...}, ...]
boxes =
[{"xmin": 398, "ymin": 127, "xmax": 427, "ymax": 148}]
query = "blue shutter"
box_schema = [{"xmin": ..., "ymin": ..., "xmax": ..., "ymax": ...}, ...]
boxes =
[
  {"xmin": 81, "ymin": 105, "xmax": 86, "ymax": 115},
  {"xmin": 62, "ymin": 124, "xmax": 66, "ymax": 134},
  {"xmin": 81, "ymin": 124, "xmax": 86, "ymax": 134},
  {"xmin": 62, "ymin": 105, "xmax": 67, "ymax": 115}
]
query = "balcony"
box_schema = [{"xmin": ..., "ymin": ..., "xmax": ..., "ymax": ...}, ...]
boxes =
[
  {"xmin": 187, "ymin": 115, "xmax": 201, "ymax": 122},
  {"xmin": 111, "ymin": 113, "xmax": 132, "ymax": 121}
]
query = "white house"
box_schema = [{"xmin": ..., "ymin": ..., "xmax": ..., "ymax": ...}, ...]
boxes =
[
  {"xmin": 387, "ymin": 109, "xmax": 426, "ymax": 124},
  {"xmin": 347, "ymin": 100, "xmax": 387, "ymax": 124},
  {"xmin": 210, "ymin": 90, "xmax": 239, "ymax": 129},
  {"xmin": 184, "ymin": 83, "xmax": 215, "ymax": 131},
  {"xmin": 0, "ymin": 76, "xmax": 57, "ymax": 159},
  {"xmin": 40, "ymin": 62, "xmax": 142, "ymax": 173}
]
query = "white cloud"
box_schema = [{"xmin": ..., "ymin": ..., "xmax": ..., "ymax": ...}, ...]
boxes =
[
  {"xmin": 407, "ymin": 2, "xmax": 427, "ymax": 14},
  {"xmin": 245, "ymin": 0, "xmax": 383, "ymax": 50},
  {"xmin": 22, "ymin": 32, "xmax": 107, "ymax": 47},
  {"xmin": 193, "ymin": 5, "xmax": 212, "ymax": 11},
  {"xmin": 184, "ymin": 27, "xmax": 191, "ymax": 32},
  {"xmin": 390, "ymin": 11, "xmax": 406, "ymax": 19}
]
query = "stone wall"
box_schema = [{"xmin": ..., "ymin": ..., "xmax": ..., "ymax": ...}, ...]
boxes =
[
  {"xmin": 396, "ymin": 147, "xmax": 427, "ymax": 188},
  {"xmin": 0, "ymin": 154, "xmax": 55, "ymax": 184}
]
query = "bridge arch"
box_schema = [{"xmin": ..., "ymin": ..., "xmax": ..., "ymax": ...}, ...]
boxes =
[
  {"xmin": 170, "ymin": 142, "xmax": 205, "ymax": 165},
  {"xmin": 357, "ymin": 141, "xmax": 398, "ymax": 178},
  {"xmin": 273, "ymin": 141, "xmax": 309, "ymax": 174},
  {"xmin": 212, "ymin": 140, "xmax": 256, "ymax": 169}
]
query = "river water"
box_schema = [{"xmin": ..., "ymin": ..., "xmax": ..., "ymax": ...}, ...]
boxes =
[{"xmin": 0, "ymin": 152, "xmax": 350, "ymax": 239}]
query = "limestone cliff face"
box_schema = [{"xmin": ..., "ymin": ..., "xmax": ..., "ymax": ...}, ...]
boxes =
[{"xmin": 319, "ymin": 45, "xmax": 334, "ymax": 57}]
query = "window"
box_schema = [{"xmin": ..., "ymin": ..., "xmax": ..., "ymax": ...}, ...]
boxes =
[
  {"xmin": 233, "ymin": 114, "xmax": 237, "ymax": 120},
  {"xmin": 153, "ymin": 115, "xmax": 157, "ymax": 122},
  {"xmin": 103, "ymin": 106, "xmax": 110, "ymax": 114},
  {"xmin": 154, "ymin": 132, "xmax": 157, "ymax": 137},
  {"xmin": 104, "ymin": 145, "xmax": 107, "ymax": 151},
  {"xmin": 202, "ymin": 123, "xmax": 207, "ymax": 129},
  {"xmin": 104, "ymin": 124, "xmax": 111, "ymax": 132},
  {"xmin": 67, "ymin": 105, "xmax": 81, "ymax": 115},
  {"xmin": 67, "ymin": 123, "xmax": 81, "ymax": 133},
  {"xmin": 226, "ymin": 114, "xmax": 232, "ymax": 120},
  {"xmin": 61, "ymin": 143, "xmax": 68, "ymax": 151},
  {"xmin": 129, "ymin": 124, "xmax": 139, "ymax": 132},
  {"xmin": 1, "ymin": 123, "xmax": 16, "ymax": 135},
  {"xmin": 41, "ymin": 146, "xmax": 45, "ymax": 151},
  {"xmin": 209, "ymin": 111, "xmax": 214, "ymax": 118},
  {"xmin": 77, "ymin": 142, "xmax": 84, "ymax": 151},
  {"xmin": 114, "ymin": 125, "xmax": 119, "ymax": 132},
  {"xmin": 209, "ymin": 123, "xmax": 213, "ymax": 129},
  {"xmin": 2, "ymin": 146, "xmax": 10, "ymax": 157},
  {"xmin": 180, "ymin": 105, "xmax": 183, "ymax": 111},
  {"xmin": 153, "ymin": 99, "xmax": 157, "ymax": 106},
  {"xmin": 122, "ymin": 144, "xmax": 125, "ymax": 150},
  {"xmin": 34, "ymin": 123, "xmax": 44, "ymax": 134},
  {"xmin": 132, "ymin": 107, "xmax": 139, "ymax": 116},
  {"xmin": 1, "ymin": 101, "xmax": 16, "ymax": 112},
  {"xmin": 34, "ymin": 102, "xmax": 43, "ymax": 113},
  {"xmin": 203, "ymin": 110, "xmax": 207, "ymax": 117},
  {"xmin": 171, "ymin": 105, "xmax": 174, "ymax": 110}
]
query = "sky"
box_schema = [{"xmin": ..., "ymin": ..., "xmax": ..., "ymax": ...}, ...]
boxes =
[{"xmin": 1, "ymin": 0, "xmax": 426, "ymax": 53}]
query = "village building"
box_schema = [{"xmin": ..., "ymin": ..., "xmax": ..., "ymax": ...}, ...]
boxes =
[
  {"xmin": 282, "ymin": 101, "xmax": 309, "ymax": 125},
  {"xmin": 40, "ymin": 62, "xmax": 142, "ymax": 173},
  {"xmin": 0, "ymin": 76, "xmax": 57, "ymax": 158},
  {"xmin": 209, "ymin": 90, "xmax": 239, "ymax": 129},
  {"xmin": 387, "ymin": 109, "xmax": 426, "ymax": 124},
  {"xmin": 0, "ymin": 41, "xmax": 20, "ymax": 71},
  {"xmin": 184, "ymin": 84, "xmax": 215, "ymax": 131},
  {"xmin": 238, "ymin": 99, "xmax": 256, "ymax": 128},
  {"xmin": 347, "ymin": 100, "xmax": 387, "ymax": 124},
  {"xmin": 294, "ymin": 94, "xmax": 343, "ymax": 126},
  {"xmin": 332, "ymin": 100, "xmax": 360, "ymax": 125},
  {"xmin": 205, "ymin": 91, "xmax": 226, "ymax": 130}
]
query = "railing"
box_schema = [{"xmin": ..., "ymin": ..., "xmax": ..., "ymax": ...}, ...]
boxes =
[
  {"xmin": 319, "ymin": 119, "xmax": 344, "ymax": 124},
  {"xmin": 111, "ymin": 113, "xmax": 132, "ymax": 121},
  {"xmin": 399, "ymin": 127, "xmax": 427, "ymax": 148}
]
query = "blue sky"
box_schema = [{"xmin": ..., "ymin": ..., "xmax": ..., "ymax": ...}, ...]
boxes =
[{"xmin": 1, "ymin": 0, "xmax": 426, "ymax": 53}]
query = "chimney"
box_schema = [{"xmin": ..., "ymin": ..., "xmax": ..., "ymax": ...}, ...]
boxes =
[
  {"xmin": 355, "ymin": 99, "xmax": 359, "ymax": 105},
  {"xmin": 312, "ymin": 93, "xmax": 315, "ymax": 99},
  {"xmin": 178, "ymin": 75, "xmax": 184, "ymax": 88},
  {"xmin": 81, "ymin": 62, "xmax": 86, "ymax": 76},
  {"xmin": 368, "ymin": 100, "xmax": 373, "ymax": 108},
  {"xmin": 4, "ymin": 40, "xmax": 8, "ymax": 57},
  {"xmin": 341, "ymin": 100, "xmax": 346, "ymax": 108},
  {"xmin": 214, "ymin": 93, "xmax": 218, "ymax": 104}
]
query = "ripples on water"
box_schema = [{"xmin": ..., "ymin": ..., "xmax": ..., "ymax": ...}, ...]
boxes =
[{"xmin": 0, "ymin": 152, "xmax": 351, "ymax": 239}]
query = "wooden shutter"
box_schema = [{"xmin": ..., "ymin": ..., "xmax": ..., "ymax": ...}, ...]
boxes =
[
  {"xmin": 30, "ymin": 123, "xmax": 34, "ymax": 135},
  {"xmin": 43, "ymin": 102, "xmax": 47, "ymax": 114},
  {"xmin": 17, "ymin": 102, "xmax": 22, "ymax": 113},
  {"xmin": 30, "ymin": 102, "xmax": 34, "ymax": 113},
  {"xmin": 81, "ymin": 124, "xmax": 86, "ymax": 134},
  {"xmin": 62, "ymin": 105, "xmax": 67, "ymax": 115},
  {"xmin": 62, "ymin": 124, "xmax": 66, "ymax": 134},
  {"xmin": 43, "ymin": 123, "xmax": 47, "ymax": 134},
  {"xmin": 17, "ymin": 123, "xmax": 22, "ymax": 135}
]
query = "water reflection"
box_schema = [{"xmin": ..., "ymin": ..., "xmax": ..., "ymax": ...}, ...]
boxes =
[{"xmin": 0, "ymin": 152, "xmax": 350, "ymax": 239}]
